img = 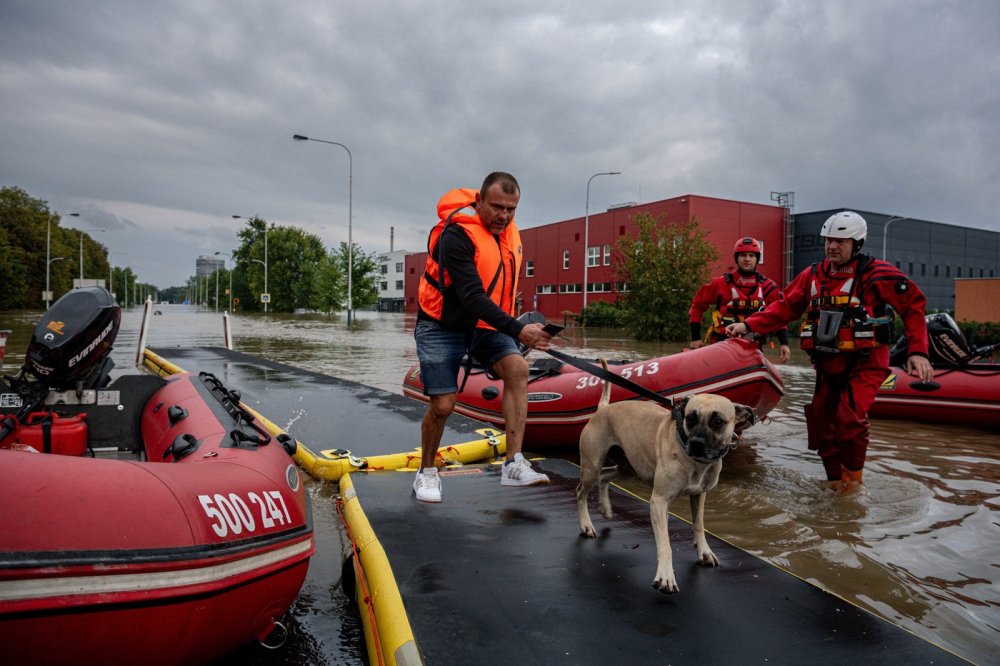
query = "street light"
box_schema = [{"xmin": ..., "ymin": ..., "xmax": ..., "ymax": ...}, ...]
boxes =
[
  {"xmin": 233, "ymin": 215, "xmax": 267, "ymax": 313},
  {"xmin": 583, "ymin": 171, "xmax": 621, "ymax": 309},
  {"xmin": 881, "ymin": 215, "xmax": 910, "ymax": 261},
  {"xmin": 215, "ymin": 252, "xmax": 233, "ymax": 313},
  {"xmin": 46, "ymin": 212, "xmax": 78, "ymax": 309},
  {"xmin": 78, "ymin": 226, "xmax": 106, "ymax": 283},
  {"xmin": 108, "ymin": 252, "xmax": 127, "ymax": 304},
  {"xmin": 293, "ymin": 134, "xmax": 354, "ymax": 324}
]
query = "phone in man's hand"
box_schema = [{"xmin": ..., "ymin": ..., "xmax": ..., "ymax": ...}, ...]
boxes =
[{"xmin": 542, "ymin": 323, "xmax": 565, "ymax": 336}]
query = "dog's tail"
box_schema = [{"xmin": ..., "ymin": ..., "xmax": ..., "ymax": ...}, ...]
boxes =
[{"xmin": 597, "ymin": 358, "xmax": 611, "ymax": 409}]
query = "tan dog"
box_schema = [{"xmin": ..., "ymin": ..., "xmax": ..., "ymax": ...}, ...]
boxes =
[{"xmin": 577, "ymin": 365, "xmax": 756, "ymax": 593}]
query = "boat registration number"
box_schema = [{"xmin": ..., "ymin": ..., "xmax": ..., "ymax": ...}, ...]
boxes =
[
  {"xmin": 198, "ymin": 491, "xmax": 291, "ymax": 538},
  {"xmin": 574, "ymin": 361, "xmax": 660, "ymax": 390}
]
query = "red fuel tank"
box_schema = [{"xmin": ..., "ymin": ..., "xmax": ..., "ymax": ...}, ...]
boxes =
[{"xmin": 17, "ymin": 412, "xmax": 88, "ymax": 456}]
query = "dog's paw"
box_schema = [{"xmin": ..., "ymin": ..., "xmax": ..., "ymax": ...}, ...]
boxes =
[
  {"xmin": 652, "ymin": 573, "xmax": 679, "ymax": 594},
  {"xmin": 696, "ymin": 549, "xmax": 720, "ymax": 567},
  {"xmin": 580, "ymin": 524, "xmax": 598, "ymax": 538}
]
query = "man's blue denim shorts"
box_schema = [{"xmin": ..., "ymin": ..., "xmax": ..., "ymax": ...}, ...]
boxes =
[{"xmin": 414, "ymin": 319, "xmax": 520, "ymax": 396}]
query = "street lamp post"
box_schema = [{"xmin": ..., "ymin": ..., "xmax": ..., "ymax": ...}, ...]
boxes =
[
  {"xmin": 215, "ymin": 252, "xmax": 233, "ymax": 313},
  {"xmin": 233, "ymin": 215, "xmax": 267, "ymax": 313},
  {"xmin": 583, "ymin": 171, "xmax": 621, "ymax": 309},
  {"xmin": 293, "ymin": 134, "xmax": 354, "ymax": 324},
  {"xmin": 46, "ymin": 212, "xmax": 78, "ymax": 308},
  {"xmin": 78, "ymin": 226, "xmax": 106, "ymax": 284},
  {"xmin": 881, "ymin": 215, "xmax": 910, "ymax": 261},
  {"xmin": 108, "ymin": 252, "xmax": 127, "ymax": 304}
]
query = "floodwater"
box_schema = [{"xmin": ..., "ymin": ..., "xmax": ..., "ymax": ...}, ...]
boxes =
[{"xmin": 2, "ymin": 306, "xmax": 997, "ymax": 664}]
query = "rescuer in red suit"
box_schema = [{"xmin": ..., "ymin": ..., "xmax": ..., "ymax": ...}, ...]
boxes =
[
  {"xmin": 726, "ymin": 212, "xmax": 934, "ymax": 492},
  {"xmin": 689, "ymin": 237, "xmax": 791, "ymax": 364}
]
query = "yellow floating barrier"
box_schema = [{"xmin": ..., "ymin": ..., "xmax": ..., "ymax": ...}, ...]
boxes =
[
  {"xmin": 142, "ymin": 348, "xmax": 186, "ymax": 377},
  {"xmin": 338, "ymin": 472, "xmax": 420, "ymax": 666},
  {"xmin": 291, "ymin": 428, "xmax": 505, "ymax": 482}
]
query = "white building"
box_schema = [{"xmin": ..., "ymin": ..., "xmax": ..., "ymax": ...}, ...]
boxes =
[{"xmin": 377, "ymin": 249, "xmax": 407, "ymax": 312}]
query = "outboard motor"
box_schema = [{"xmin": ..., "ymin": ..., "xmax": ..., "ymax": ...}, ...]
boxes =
[
  {"xmin": 0, "ymin": 288, "xmax": 121, "ymax": 445},
  {"xmin": 925, "ymin": 313, "xmax": 973, "ymax": 366},
  {"xmin": 889, "ymin": 312, "xmax": 996, "ymax": 368},
  {"xmin": 26, "ymin": 287, "xmax": 121, "ymax": 390}
]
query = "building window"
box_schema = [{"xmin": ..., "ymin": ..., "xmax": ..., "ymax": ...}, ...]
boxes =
[
  {"xmin": 395, "ymin": 280, "xmax": 403, "ymax": 290},
  {"xmin": 536, "ymin": 284, "xmax": 554, "ymax": 294},
  {"xmin": 381, "ymin": 265, "xmax": 388, "ymax": 274},
  {"xmin": 380, "ymin": 281, "xmax": 388, "ymax": 291},
  {"xmin": 934, "ymin": 265, "xmax": 939, "ymax": 278},
  {"xmin": 587, "ymin": 282, "xmax": 611, "ymax": 293},
  {"xmin": 562, "ymin": 250, "xmax": 570, "ymax": 270},
  {"xmin": 587, "ymin": 246, "xmax": 600, "ymax": 267},
  {"xmin": 525, "ymin": 260, "xmax": 534, "ymax": 277},
  {"xmin": 395, "ymin": 262, "xmax": 403, "ymax": 273},
  {"xmin": 603, "ymin": 245, "xmax": 611, "ymax": 266},
  {"xmin": 921, "ymin": 263, "xmax": 926, "ymax": 277},
  {"xmin": 908, "ymin": 262, "xmax": 914, "ymax": 274},
  {"xmin": 558, "ymin": 283, "xmax": 581, "ymax": 294},
  {"xmin": 957, "ymin": 266, "xmax": 962, "ymax": 277}
]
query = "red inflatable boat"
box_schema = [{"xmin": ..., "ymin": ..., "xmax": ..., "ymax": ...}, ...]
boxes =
[
  {"xmin": 871, "ymin": 313, "xmax": 1000, "ymax": 430},
  {"xmin": 871, "ymin": 364, "xmax": 1000, "ymax": 430},
  {"xmin": 402, "ymin": 337, "xmax": 785, "ymax": 449},
  {"xmin": 0, "ymin": 289, "xmax": 313, "ymax": 666}
]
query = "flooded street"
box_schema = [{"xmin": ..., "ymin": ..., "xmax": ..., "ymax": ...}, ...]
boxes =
[{"xmin": 2, "ymin": 306, "xmax": 997, "ymax": 664}]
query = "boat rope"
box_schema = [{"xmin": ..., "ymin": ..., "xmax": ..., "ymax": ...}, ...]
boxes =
[{"xmin": 335, "ymin": 494, "xmax": 385, "ymax": 666}]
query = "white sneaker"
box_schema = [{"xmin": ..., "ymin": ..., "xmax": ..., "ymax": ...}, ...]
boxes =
[
  {"xmin": 413, "ymin": 468, "xmax": 442, "ymax": 503},
  {"xmin": 501, "ymin": 453, "xmax": 550, "ymax": 487}
]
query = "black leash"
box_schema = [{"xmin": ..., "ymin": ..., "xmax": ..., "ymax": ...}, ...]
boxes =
[{"xmin": 544, "ymin": 348, "xmax": 675, "ymax": 410}]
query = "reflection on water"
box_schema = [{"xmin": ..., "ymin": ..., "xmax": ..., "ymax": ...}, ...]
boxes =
[{"xmin": 2, "ymin": 306, "xmax": 997, "ymax": 663}]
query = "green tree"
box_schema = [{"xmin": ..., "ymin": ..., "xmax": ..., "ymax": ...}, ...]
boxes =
[
  {"xmin": 614, "ymin": 213, "xmax": 718, "ymax": 341},
  {"xmin": 313, "ymin": 254, "xmax": 345, "ymax": 315},
  {"xmin": 331, "ymin": 242, "xmax": 380, "ymax": 312},
  {"xmin": 232, "ymin": 217, "xmax": 329, "ymax": 313},
  {"xmin": 0, "ymin": 187, "xmax": 48, "ymax": 309}
]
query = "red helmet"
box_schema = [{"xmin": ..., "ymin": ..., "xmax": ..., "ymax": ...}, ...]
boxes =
[{"xmin": 733, "ymin": 237, "xmax": 761, "ymax": 262}]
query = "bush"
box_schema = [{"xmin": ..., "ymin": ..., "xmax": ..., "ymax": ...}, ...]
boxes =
[
  {"xmin": 577, "ymin": 301, "xmax": 623, "ymax": 327},
  {"xmin": 960, "ymin": 320, "xmax": 1000, "ymax": 346}
]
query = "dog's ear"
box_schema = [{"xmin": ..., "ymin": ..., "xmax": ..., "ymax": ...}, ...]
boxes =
[
  {"xmin": 674, "ymin": 395, "xmax": 691, "ymax": 416},
  {"xmin": 733, "ymin": 404, "xmax": 757, "ymax": 435}
]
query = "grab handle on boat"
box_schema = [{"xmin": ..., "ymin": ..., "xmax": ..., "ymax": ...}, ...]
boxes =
[
  {"xmin": 277, "ymin": 433, "xmax": 297, "ymax": 456},
  {"xmin": 163, "ymin": 433, "xmax": 200, "ymax": 461},
  {"xmin": 167, "ymin": 405, "xmax": 188, "ymax": 426},
  {"xmin": 909, "ymin": 380, "xmax": 941, "ymax": 392}
]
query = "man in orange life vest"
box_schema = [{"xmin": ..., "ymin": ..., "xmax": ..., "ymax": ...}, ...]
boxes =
[
  {"xmin": 413, "ymin": 172, "xmax": 553, "ymax": 503},
  {"xmin": 688, "ymin": 237, "xmax": 792, "ymax": 363},
  {"xmin": 726, "ymin": 212, "xmax": 934, "ymax": 492}
]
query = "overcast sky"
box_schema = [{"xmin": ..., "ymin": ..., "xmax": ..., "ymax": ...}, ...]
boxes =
[{"xmin": 2, "ymin": 1, "xmax": 998, "ymax": 288}]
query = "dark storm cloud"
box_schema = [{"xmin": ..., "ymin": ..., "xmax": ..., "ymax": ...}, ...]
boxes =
[{"xmin": 1, "ymin": 0, "xmax": 997, "ymax": 287}]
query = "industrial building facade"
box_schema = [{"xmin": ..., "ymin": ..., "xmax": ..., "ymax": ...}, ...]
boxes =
[
  {"xmin": 401, "ymin": 195, "xmax": 999, "ymax": 321},
  {"xmin": 793, "ymin": 210, "xmax": 1000, "ymax": 312}
]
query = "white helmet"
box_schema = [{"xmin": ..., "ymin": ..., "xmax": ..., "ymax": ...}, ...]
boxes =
[{"xmin": 821, "ymin": 211, "xmax": 867, "ymax": 241}]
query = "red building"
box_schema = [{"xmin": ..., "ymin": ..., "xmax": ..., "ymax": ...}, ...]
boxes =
[{"xmin": 405, "ymin": 194, "xmax": 788, "ymax": 322}]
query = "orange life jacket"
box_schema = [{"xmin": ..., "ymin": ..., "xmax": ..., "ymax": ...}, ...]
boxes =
[{"xmin": 417, "ymin": 188, "xmax": 522, "ymax": 331}]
